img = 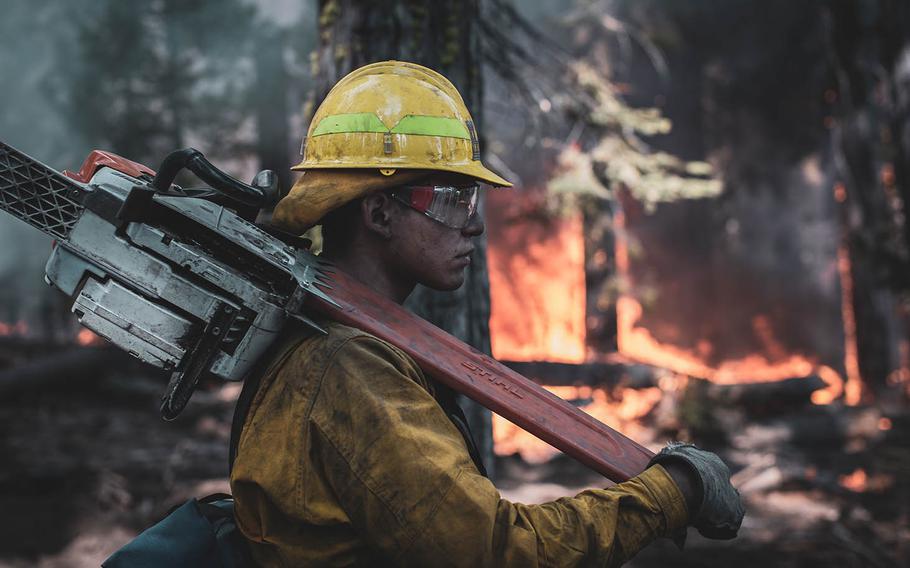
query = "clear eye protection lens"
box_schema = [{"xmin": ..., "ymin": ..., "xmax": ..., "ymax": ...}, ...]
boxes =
[{"xmin": 393, "ymin": 183, "xmax": 480, "ymax": 229}]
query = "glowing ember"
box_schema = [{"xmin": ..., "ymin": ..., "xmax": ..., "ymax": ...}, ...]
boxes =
[
  {"xmin": 878, "ymin": 417, "xmax": 892, "ymax": 431},
  {"xmin": 812, "ymin": 365, "xmax": 844, "ymax": 405},
  {"xmin": 488, "ymin": 201, "xmax": 586, "ymax": 363},
  {"xmin": 76, "ymin": 328, "xmax": 102, "ymax": 346},
  {"xmin": 839, "ymin": 468, "xmax": 868, "ymax": 492},
  {"xmin": 838, "ymin": 468, "xmax": 895, "ymax": 493},
  {"xmin": 0, "ymin": 320, "xmax": 28, "ymax": 336},
  {"xmin": 492, "ymin": 385, "xmax": 661, "ymax": 463},
  {"xmin": 833, "ymin": 182, "xmax": 847, "ymax": 203}
]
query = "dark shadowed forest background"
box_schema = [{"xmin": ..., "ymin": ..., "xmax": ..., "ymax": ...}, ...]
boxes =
[{"xmin": 2, "ymin": 1, "xmax": 910, "ymax": 566}]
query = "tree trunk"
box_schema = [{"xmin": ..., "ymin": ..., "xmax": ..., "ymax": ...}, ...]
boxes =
[
  {"xmin": 314, "ymin": 0, "xmax": 495, "ymax": 476},
  {"xmin": 255, "ymin": 27, "xmax": 292, "ymax": 193},
  {"xmin": 583, "ymin": 203, "xmax": 618, "ymax": 353},
  {"xmin": 827, "ymin": 0, "xmax": 910, "ymax": 396},
  {"xmin": 160, "ymin": 0, "xmax": 189, "ymax": 152}
]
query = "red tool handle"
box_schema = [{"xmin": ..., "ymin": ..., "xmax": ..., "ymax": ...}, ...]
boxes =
[{"xmin": 305, "ymin": 267, "xmax": 654, "ymax": 482}]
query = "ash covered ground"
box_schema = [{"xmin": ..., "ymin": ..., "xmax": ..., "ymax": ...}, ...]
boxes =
[{"xmin": 1, "ymin": 356, "xmax": 907, "ymax": 568}]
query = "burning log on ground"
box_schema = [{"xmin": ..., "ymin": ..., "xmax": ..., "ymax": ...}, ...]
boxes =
[{"xmin": 703, "ymin": 374, "xmax": 827, "ymax": 414}]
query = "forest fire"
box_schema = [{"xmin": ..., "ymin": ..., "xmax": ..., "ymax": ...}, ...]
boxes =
[
  {"xmin": 616, "ymin": 295, "xmax": 845, "ymax": 404},
  {"xmin": 488, "ymin": 193, "xmax": 860, "ymax": 461},
  {"xmin": 613, "ymin": 204, "xmax": 853, "ymax": 405},
  {"xmin": 487, "ymin": 201, "xmax": 586, "ymax": 364}
]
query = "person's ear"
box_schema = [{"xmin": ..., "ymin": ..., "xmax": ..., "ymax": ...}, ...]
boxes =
[{"xmin": 360, "ymin": 192, "xmax": 395, "ymax": 239}]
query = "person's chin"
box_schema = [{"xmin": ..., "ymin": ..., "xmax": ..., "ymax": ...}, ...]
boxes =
[{"xmin": 422, "ymin": 272, "xmax": 466, "ymax": 291}]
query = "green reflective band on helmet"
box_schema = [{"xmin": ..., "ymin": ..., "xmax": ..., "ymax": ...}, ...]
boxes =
[
  {"xmin": 311, "ymin": 113, "xmax": 388, "ymax": 136},
  {"xmin": 390, "ymin": 115, "xmax": 470, "ymax": 139},
  {"xmin": 312, "ymin": 113, "xmax": 471, "ymax": 140}
]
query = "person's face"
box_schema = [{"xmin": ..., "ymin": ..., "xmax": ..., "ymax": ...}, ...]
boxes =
[{"xmin": 386, "ymin": 175, "xmax": 485, "ymax": 291}]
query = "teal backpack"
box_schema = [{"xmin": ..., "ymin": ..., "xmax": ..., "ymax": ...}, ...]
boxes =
[{"xmin": 101, "ymin": 494, "xmax": 247, "ymax": 567}]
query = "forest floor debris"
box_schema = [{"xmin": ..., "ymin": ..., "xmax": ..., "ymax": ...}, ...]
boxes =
[{"xmin": 0, "ymin": 358, "xmax": 907, "ymax": 567}]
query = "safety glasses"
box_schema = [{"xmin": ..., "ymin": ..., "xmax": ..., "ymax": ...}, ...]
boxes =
[{"xmin": 390, "ymin": 183, "xmax": 480, "ymax": 229}]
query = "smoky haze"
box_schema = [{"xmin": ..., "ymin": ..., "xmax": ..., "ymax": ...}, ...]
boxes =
[
  {"xmin": 0, "ymin": 0, "xmax": 315, "ymax": 337},
  {"xmin": 1, "ymin": 0, "xmax": 848, "ymax": 371},
  {"xmin": 612, "ymin": 1, "xmax": 847, "ymax": 371},
  {"xmin": 0, "ymin": 1, "xmax": 77, "ymax": 336}
]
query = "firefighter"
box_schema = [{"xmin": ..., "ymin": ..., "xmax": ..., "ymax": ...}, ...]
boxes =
[{"xmin": 230, "ymin": 60, "xmax": 744, "ymax": 567}]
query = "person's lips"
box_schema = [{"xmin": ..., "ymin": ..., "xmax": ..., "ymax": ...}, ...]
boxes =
[{"xmin": 454, "ymin": 248, "xmax": 474, "ymax": 265}]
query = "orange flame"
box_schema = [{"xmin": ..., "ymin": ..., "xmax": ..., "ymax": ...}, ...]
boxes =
[
  {"xmin": 812, "ymin": 365, "xmax": 844, "ymax": 405},
  {"xmin": 488, "ymin": 202, "xmax": 586, "ymax": 363},
  {"xmin": 492, "ymin": 385, "xmax": 661, "ymax": 462},
  {"xmin": 617, "ymin": 296, "xmax": 833, "ymax": 382},
  {"xmin": 836, "ymin": 239, "xmax": 863, "ymax": 405},
  {"xmin": 613, "ymin": 205, "xmax": 849, "ymax": 403},
  {"xmin": 839, "ymin": 468, "xmax": 868, "ymax": 492},
  {"xmin": 838, "ymin": 468, "xmax": 894, "ymax": 493},
  {"xmin": 486, "ymin": 189, "xmax": 861, "ymax": 464},
  {"xmin": 617, "ymin": 295, "xmax": 845, "ymax": 402}
]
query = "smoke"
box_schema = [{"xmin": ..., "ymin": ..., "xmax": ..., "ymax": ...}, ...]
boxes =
[
  {"xmin": 611, "ymin": 2, "xmax": 846, "ymax": 370},
  {"xmin": 0, "ymin": 1, "xmax": 80, "ymax": 330},
  {"xmin": 0, "ymin": 0, "xmax": 316, "ymax": 336}
]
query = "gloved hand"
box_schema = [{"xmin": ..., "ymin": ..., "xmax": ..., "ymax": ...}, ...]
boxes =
[{"xmin": 649, "ymin": 442, "xmax": 745, "ymax": 540}]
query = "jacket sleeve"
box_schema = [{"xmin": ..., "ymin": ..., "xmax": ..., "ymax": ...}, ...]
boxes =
[{"xmin": 309, "ymin": 336, "xmax": 688, "ymax": 568}]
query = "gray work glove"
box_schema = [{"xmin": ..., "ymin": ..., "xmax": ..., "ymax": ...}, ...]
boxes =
[{"xmin": 649, "ymin": 442, "xmax": 745, "ymax": 540}]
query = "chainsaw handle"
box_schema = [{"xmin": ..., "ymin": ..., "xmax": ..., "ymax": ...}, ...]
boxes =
[{"xmin": 151, "ymin": 148, "xmax": 279, "ymax": 209}]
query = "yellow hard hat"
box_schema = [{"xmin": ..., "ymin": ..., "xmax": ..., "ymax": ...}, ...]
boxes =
[{"xmin": 292, "ymin": 60, "xmax": 512, "ymax": 187}]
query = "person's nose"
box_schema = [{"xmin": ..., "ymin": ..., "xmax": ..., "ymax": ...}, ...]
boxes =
[{"xmin": 461, "ymin": 212, "xmax": 485, "ymax": 237}]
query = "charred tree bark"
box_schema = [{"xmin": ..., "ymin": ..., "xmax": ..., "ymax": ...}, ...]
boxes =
[
  {"xmin": 314, "ymin": 0, "xmax": 494, "ymax": 475},
  {"xmin": 827, "ymin": 0, "xmax": 910, "ymax": 395},
  {"xmin": 583, "ymin": 203, "xmax": 618, "ymax": 353}
]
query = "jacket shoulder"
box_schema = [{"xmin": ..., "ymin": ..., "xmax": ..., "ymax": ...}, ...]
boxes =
[{"xmin": 284, "ymin": 320, "xmax": 430, "ymax": 392}]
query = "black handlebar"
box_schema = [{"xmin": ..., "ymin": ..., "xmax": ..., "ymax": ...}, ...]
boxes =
[{"xmin": 151, "ymin": 148, "xmax": 279, "ymax": 209}]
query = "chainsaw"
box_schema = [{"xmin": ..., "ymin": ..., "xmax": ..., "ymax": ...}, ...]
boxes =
[{"xmin": 0, "ymin": 141, "xmax": 653, "ymax": 482}]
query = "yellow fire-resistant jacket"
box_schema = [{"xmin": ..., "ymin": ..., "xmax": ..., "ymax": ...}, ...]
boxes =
[{"xmin": 230, "ymin": 321, "xmax": 688, "ymax": 567}]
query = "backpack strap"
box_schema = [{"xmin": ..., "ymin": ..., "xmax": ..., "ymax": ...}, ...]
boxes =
[
  {"xmin": 433, "ymin": 381, "xmax": 489, "ymax": 478},
  {"xmin": 228, "ymin": 365, "xmax": 264, "ymax": 474},
  {"xmin": 229, "ymin": 324, "xmax": 320, "ymax": 473}
]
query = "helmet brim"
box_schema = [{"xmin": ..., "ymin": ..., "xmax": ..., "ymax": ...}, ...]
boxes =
[{"xmin": 291, "ymin": 162, "xmax": 513, "ymax": 188}]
